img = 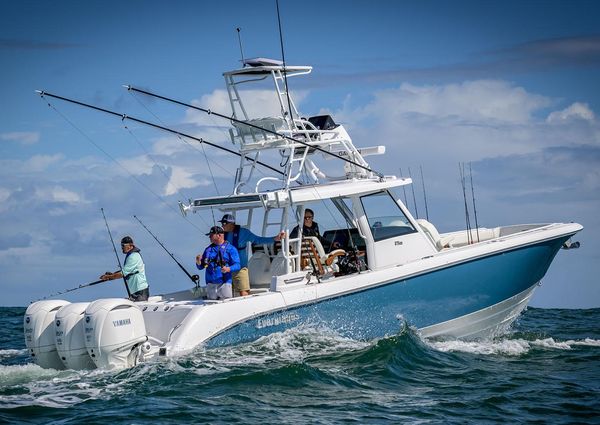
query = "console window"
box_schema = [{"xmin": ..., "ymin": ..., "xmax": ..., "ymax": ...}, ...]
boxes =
[{"xmin": 360, "ymin": 191, "xmax": 416, "ymax": 242}]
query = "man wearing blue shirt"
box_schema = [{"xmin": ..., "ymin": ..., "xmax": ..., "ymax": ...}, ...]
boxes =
[
  {"xmin": 219, "ymin": 214, "xmax": 285, "ymax": 297},
  {"xmin": 196, "ymin": 225, "xmax": 241, "ymax": 300},
  {"xmin": 100, "ymin": 236, "xmax": 149, "ymax": 302}
]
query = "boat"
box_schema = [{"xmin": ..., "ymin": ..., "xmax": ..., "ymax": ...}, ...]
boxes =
[{"xmin": 24, "ymin": 58, "xmax": 583, "ymax": 370}]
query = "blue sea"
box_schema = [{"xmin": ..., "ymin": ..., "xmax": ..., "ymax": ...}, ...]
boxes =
[{"xmin": 1, "ymin": 306, "xmax": 599, "ymax": 424}]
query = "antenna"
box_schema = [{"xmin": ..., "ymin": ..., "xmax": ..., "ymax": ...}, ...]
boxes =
[
  {"xmin": 236, "ymin": 27, "xmax": 245, "ymax": 65},
  {"xmin": 275, "ymin": 0, "xmax": 295, "ymax": 123}
]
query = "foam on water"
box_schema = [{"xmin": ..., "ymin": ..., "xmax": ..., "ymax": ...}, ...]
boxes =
[
  {"xmin": 178, "ymin": 324, "xmax": 373, "ymax": 373},
  {"xmin": 0, "ymin": 349, "xmax": 26, "ymax": 359},
  {"xmin": 0, "ymin": 363, "xmax": 61, "ymax": 387},
  {"xmin": 426, "ymin": 336, "xmax": 600, "ymax": 356},
  {"xmin": 0, "ymin": 359, "xmax": 150, "ymax": 409}
]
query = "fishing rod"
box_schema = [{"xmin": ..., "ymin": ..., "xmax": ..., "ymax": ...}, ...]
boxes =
[
  {"xmin": 459, "ymin": 163, "xmax": 473, "ymax": 244},
  {"xmin": 399, "ymin": 167, "xmax": 409, "ymax": 207},
  {"xmin": 35, "ymin": 90, "xmax": 284, "ymax": 177},
  {"xmin": 125, "ymin": 86, "xmax": 384, "ymax": 179},
  {"xmin": 408, "ymin": 167, "xmax": 419, "ymax": 218},
  {"xmin": 34, "ymin": 278, "xmax": 110, "ymax": 302},
  {"xmin": 420, "ymin": 165, "xmax": 430, "ymax": 221},
  {"xmin": 101, "ymin": 208, "xmax": 132, "ymax": 298},
  {"xmin": 468, "ymin": 163, "xmax": 480, "ymax": 243},
  {"xmin": 133, "ymin": 215, "xmax": 200, "ymax": 288}
]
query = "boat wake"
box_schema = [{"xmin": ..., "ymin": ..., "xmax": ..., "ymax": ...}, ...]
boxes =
[
  {"xmin": 0, "ymin": 325, "xmax": 374, "ymax": 409},
  {"xmin": 0, "ymin": 349, "xmax": 26, "ymax": 360},
  {"xmin": 425, "ymin": 335, "xmax": 600, "ymax": 356},
  {"xmin": 175, "ymin": 324, "xmax": 374, "ymax": 372}
]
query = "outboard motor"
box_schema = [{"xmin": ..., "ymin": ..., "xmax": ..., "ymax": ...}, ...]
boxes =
[
  {"xmin": 55, "ymin": 302, "xmax": 96, "ymax": 370},
  {"xmin": 24, "ymin": 300, "xmax": 70, "ymax": 369},
  {"xmin": 84, "ymin": 298, "xmax": 147, "ymax": 369}
]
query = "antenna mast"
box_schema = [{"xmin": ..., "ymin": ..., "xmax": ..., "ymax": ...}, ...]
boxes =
[
  {"xmin": 275, "ymin": 0, "xmax": 295, "ymax": 124},
  {"xmin": 236, "ymin": 27, "xmax": 245, "ymax": 65}
]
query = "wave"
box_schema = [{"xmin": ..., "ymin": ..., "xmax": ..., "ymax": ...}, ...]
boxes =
[
  {"xmin": 425, "ymin": 336, "xmax": 600, "ymax": 356},
  {"xmin": 0, "ymin": 325, "xmax": 374, "ymax": 410},
  {"xmin": 0, "ymin": 349, "xmax": 26, "ymax": 359}
]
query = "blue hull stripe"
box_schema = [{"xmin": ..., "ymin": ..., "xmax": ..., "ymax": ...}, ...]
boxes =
[{"xmin": 206, "ymin": 236, "xmax": 568, "ymax": 347}]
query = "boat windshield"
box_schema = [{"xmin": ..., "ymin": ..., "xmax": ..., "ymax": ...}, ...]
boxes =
[{"xmin": 360, "ymin": 191, "xmax": 416, "ymax": 242}]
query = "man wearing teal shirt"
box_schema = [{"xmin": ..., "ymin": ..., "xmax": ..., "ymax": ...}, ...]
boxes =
[{"xmin": 100, "ymin": 236, "xmax": 150, "ymax": 301}]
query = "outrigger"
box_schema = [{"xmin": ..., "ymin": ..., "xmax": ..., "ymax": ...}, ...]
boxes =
[{"xmin": 25, "ymin": 58, "xmax": 582, "ymax": 370}]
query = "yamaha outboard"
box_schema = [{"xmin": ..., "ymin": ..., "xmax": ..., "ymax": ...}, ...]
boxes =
[
  {"xmin": 84, "ymin": 299, "xmax": 147, "ymax": 369},
  {"xmin": 24, "ymin": 300, "xmax": 70, "ymax": 369}
]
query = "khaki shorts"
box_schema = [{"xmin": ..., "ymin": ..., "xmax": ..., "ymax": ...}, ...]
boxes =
[{"xmin": 233, "ymin": 267, "xmax": 250, "ymax": 293}]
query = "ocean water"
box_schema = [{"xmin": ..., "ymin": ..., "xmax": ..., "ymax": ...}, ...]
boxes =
[{"xmin": 1, "ymin": 307, "xmax": 599, "ymax": 424}]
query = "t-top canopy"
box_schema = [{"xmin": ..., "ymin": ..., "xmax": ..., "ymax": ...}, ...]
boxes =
[
  {"xmin": 244, "ymin": 57, "xmax": 283, "ymax": 67},
  {"xmin": 224, "ymin": 57, "xmax": 312, "ymax": 77}
]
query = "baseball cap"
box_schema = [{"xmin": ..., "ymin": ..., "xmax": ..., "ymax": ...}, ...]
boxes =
[
  {"xmin": 218, "ymin": 213, "xmax": 235, "ymax": 224},
  {"xmin": 121, "ymin": 236, "xmax": 134, "ymax": 244},
  {"xmin": 206, "ymin": 225, "xmax": 225, "ymax": 236}
]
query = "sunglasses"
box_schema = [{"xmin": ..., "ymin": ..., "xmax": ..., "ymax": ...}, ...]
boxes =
[{"xmin": 304, "ymin": 216, "xmax": 313, "ymax": 220}]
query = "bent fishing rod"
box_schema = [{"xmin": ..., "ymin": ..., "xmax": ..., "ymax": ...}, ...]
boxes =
[
  {"xmin": 133, "ymin": 215, "xmax": 200, "ymax": 287},
  {"xmin": 33, "ymin": 278, "xmax": 109, "ymax": 302},
  {"xmin": 101, "ymin": 207, "xmax": 132, "ymax": 298},
  {"xmin": 125, "ymin": 85, "xmax": 384, "ymax": 179},
  {"xmin": 35, "ymin": 90, "xmax": 284, "ymax": 177}
]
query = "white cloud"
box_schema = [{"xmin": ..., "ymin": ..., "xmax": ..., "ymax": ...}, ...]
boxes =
[
  {"xmin": 329, "ymin": 80, "xmax": 599, "ymax": 171},
  {"xmin": 349, "ymin": 80, "xmax": 550, "ymax": 124},
  {"xmin": 152, "ymin": 136, "xmax": 191, "ymax": 157},
  {"xmin": 546, "ymin": 102, "xmax": 595, "ymax": 123},
  {"xmin": 34, "ymin": 185, "xmax": 82, "ymax": 204},
  {"xmin": 0, "ymin": 131, "xmax": 40, "ymax": 145},
  {"xmin": 164, "ymin": 165, "xmax": 207, "ymax": 196},
  {"xmin": 184, "ymin": 89, "xmax": 308, "ymax": 126},
  {"xmin": 24, "ymin": 154, "xmax": 64, "ymax": 172}
]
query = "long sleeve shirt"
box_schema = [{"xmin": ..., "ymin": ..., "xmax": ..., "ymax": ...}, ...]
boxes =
[
  {"xmin": 122, "ymin": 250, "xmax": 148, "ymax": 294},
  {"xmin": 225, "ymin": 227, "xmax": 274, "ymax": 268},
  {"xmin": 197, "ymin": 241, "xmax": 241, "ymax": 284}
]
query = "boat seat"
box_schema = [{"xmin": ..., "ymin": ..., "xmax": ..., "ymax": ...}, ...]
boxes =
[
  {"xmin": 247, "ymin": 252, "xmax": 272, "ymax": 289},
  {"xmin": 269, "ymin": 250, "xmax": 291, "ymax": 279},
  {"xmin": 300, "ymin": 236, "xmax": 346, "ymax": 276},
  {"xmin": 416, "ymin": 219, "xmax": 454, "ymax": 251},
  {"xmin": 233, "ymin": 117, "xmax": 288, "ymax": 140}
]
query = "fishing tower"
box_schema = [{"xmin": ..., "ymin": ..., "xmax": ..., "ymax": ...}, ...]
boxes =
[{"xmin": 224, "ymin": 58, "xmax": 382, "ymax": 194}]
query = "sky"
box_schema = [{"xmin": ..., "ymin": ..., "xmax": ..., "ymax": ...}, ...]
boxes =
[{"xmin": 1, "ymin": 0, "xmax": 599, "ymax": 308}]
